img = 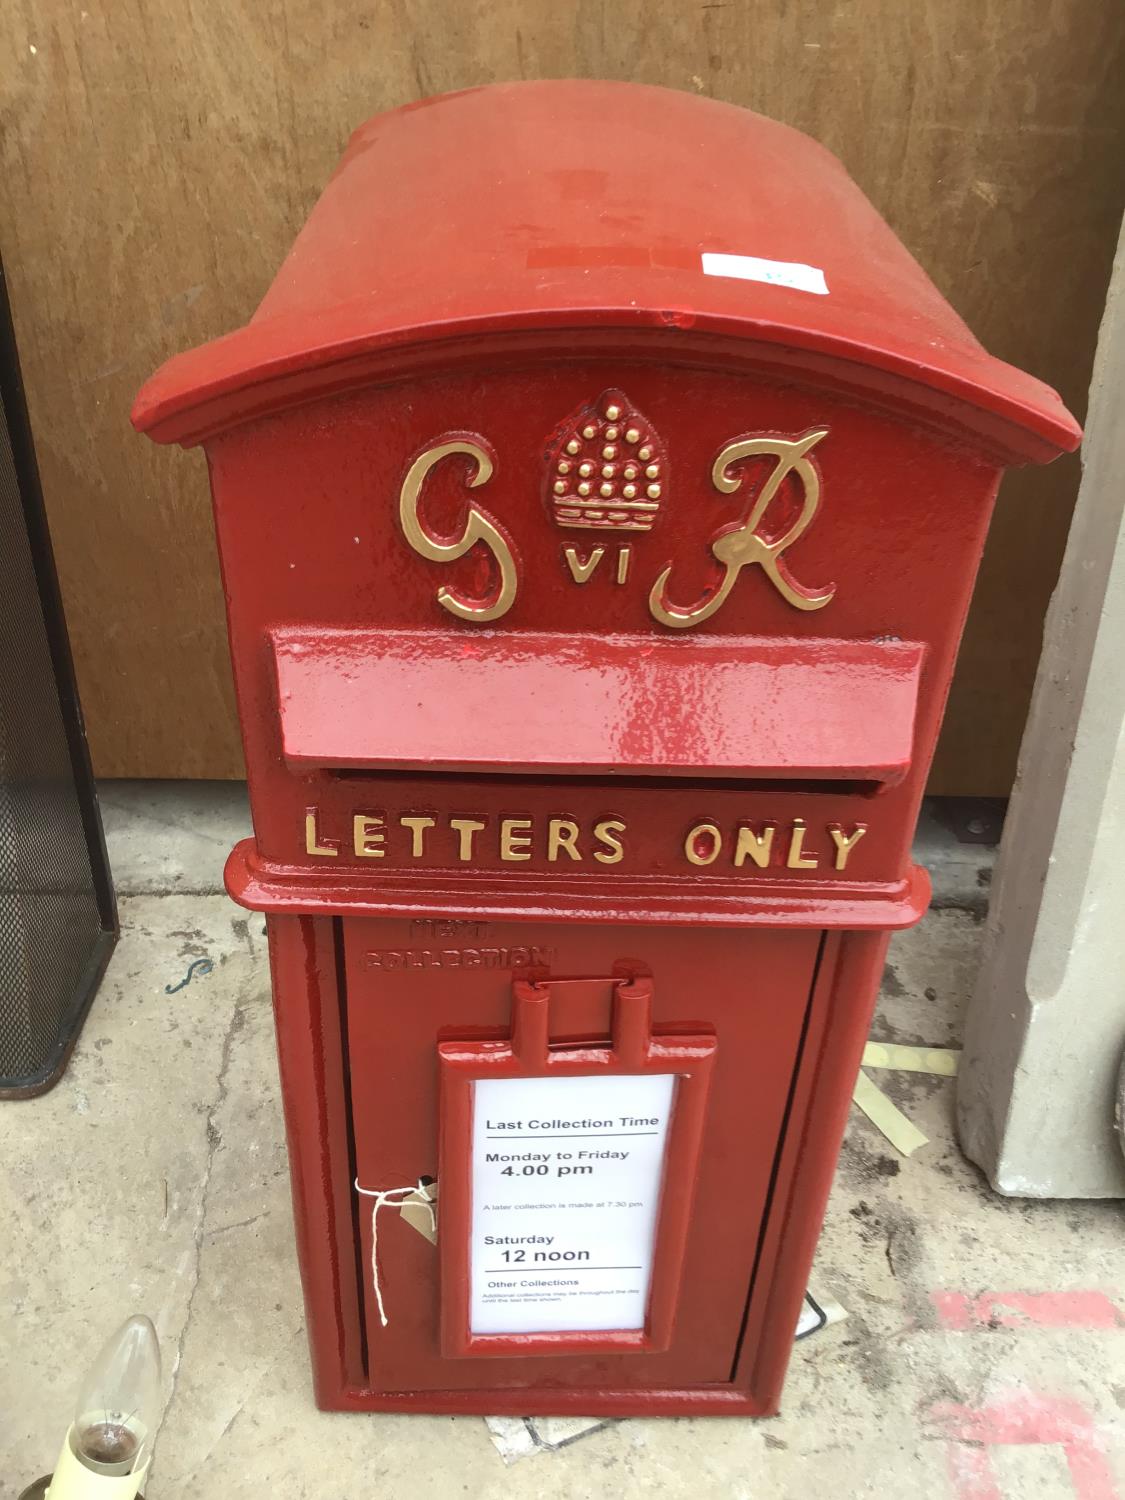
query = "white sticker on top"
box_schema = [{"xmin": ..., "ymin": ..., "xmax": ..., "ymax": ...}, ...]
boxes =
[
  {"xmin": 701, "ymin": 252, "xmax": 829, "ymax": 296},
  {"xmin": 469, "ymin": 1072, "xmax": 675, "ymax": 1336}
]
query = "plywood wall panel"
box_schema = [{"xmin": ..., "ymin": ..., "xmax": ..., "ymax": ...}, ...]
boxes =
[{"xmin": 1, "ymin": 1, "xmax": 1122, "ymax": 787}]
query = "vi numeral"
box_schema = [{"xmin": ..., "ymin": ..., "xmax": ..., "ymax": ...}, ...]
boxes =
[{"xmin": 562, "ymin": 544, "xmax": 633, "ymax": 587}]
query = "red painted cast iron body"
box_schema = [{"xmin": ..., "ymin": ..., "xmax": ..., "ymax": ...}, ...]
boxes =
[{"xmin": 134, "ymin": 82, "xmax": 1080, "ymax": 1417}]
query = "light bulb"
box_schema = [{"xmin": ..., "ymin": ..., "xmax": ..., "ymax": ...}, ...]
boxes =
[
  {"xmin": 35, "ymin": 1316, "xmax": 163, "ymax": 1500},
  {"xmin": 72, "ymin": 1316, "xmax": 161, "ymax": 1476}
]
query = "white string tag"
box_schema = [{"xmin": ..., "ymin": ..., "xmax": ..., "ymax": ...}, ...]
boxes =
[{"xmin": 354, "ymin": 1178, "xmax": 437, "ymax": 1327}]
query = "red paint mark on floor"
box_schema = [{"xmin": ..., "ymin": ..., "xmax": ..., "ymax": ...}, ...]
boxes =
[
  {"xmin": 928, "ymin": 1392, "xmax": 1119, "ymax": 1500},
  {"xmin": 932, "ymin": 1291, "xmax": 1123, "ymax": 1331},
  {"xmin": 945, "ymin": 1443, "xmax": 1004, "ymax": 1500}
]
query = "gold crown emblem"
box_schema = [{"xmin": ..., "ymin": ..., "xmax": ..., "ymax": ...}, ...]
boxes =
[{"xmin": 545, "ymin": 389, "xmax": 666, "ymax": 533}]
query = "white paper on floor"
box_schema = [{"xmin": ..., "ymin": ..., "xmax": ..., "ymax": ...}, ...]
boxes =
[
  {"xmin": 796, "ymin": 1290, "xmax": 848, "ymax": 1338},
  {"xmin": 483, "ymin": 1289, "xmax": 847, "ymax": 1460},
  {"xmin": 485, "ymin": 1414, "xmax": 614, "ymax": 1463}
]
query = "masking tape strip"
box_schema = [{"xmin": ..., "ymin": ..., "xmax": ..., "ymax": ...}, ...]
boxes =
[
  {"xmin": 852, "ymin": 1069, "xmax": 929, "ymax": 1157},
  {"xmin": 862, "ymin": 1042, "xmax": 960, "ymax": 1075}
]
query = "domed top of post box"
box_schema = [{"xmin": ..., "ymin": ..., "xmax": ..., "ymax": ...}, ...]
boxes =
[{"xmin": 133, "ymin": 80, "xmax": 1079, "ymax": 463}]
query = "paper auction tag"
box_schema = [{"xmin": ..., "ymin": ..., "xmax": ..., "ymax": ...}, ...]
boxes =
[{"xmin": 469, "ymin": 1073, "xmax": 675, "ymax": 1336}]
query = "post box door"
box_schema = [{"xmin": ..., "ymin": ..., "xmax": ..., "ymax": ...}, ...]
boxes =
[{"xmin": 342, "ymin": 917, "xmax": 823, "ymax": 1393}]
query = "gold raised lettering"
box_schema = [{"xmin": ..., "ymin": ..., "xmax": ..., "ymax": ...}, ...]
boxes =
[
  {"xmin": 450, "ymin": 817, "xmax": 487, "ymax": 861},
  {"xmin": 399, "ymin": 439, "xmax": 518, "ymax": 622},
  {"xmin": 616, "ymin": 545, "xmax": 632, "ymax": 585},
  {"xmin": 734, "ymin": 823, "xmax": 776, "ymax": 869},
  {"xmin": 353, "ymin": 814, "xmax": 386, "ymax": 858},
  {"xmin": 829, "ymin": 824, "xmax": 867, "ymax": 871},
  {"xmin": 593, "ymin": 819, "xmax": 627, "ymax": 865},
  {"xmin": 305, "ymin": 808, "xmax": 338, "ymax": 858},
  {"xmin": 547, "ymin": 818, "xmax": 583, "ymax": 862},
  {"xmin": 500, "ymin": 818, "xmax": 534, "ymax": 861},
  {"xmin": 685, "ymin": 822, "xmax": 723, "ymax": 866},
  {"xmin": 563, "ymin": 545, "xmax": 605, "ymax": 584},
  {"xmin": 787, "ymin": 819, "xmax": 819, "ymax": 869},
  {"xmin": 400, "ymin": 815, "xmax": 436, "ymax": 858},
  {"xmin": 649, "ymin": 429, "xmax": 835, "ymax": 628}
]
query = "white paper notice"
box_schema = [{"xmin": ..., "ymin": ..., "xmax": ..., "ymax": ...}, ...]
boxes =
[
  {"xmin": 470, "ymin": 1073, "xmax": 676, "ymax": 1335},
  {"xmin": 701, "ymin": 251, "xmax": 829, "ymax": 296}
]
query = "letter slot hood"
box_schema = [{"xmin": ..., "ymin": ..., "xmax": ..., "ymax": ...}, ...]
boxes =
[{"xmin": 272, "ymin": 628, "xmax": 925, "ymax": 785}]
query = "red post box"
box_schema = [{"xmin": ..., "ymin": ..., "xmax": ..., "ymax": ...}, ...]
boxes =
[{"xmin": 132, "ymin": 81, "xmax": 1080, "ymax": 1418}]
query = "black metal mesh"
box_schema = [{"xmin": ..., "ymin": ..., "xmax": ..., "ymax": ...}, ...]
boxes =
[{"xmin": 0, "ymin": 266, "xmax": 116, "ymax": 1096}]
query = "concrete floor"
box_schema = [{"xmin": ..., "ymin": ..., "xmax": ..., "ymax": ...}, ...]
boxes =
[{"xmin": 3, "ymin": 784, "xmax": 1123, "ymax": 1498}]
